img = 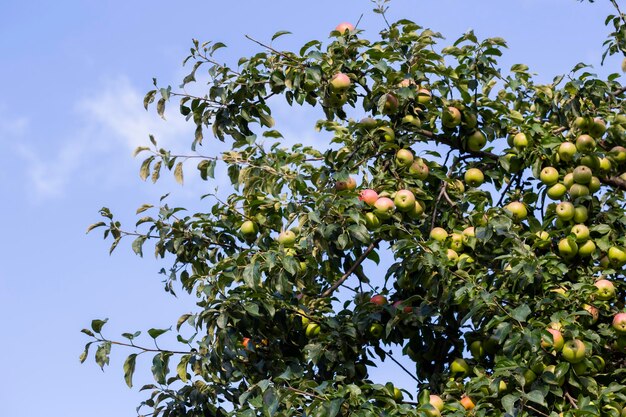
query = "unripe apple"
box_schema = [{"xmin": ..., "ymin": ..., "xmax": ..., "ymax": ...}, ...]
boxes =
[
  {"xmin": 599, "ymin": 157, "xmax": 612, "ymax": 173},
  {"xmin": 402, "ymin": 114, "xmax": 421, "ymax": 127},
  {"xmin": 594, "ymin": 279, "xmax": 616, "ymax": 300},
  {"xmin": 513, "ymin": 132, "xmax": 529, "ymax": 150},
  {"xmin": 417, "ymin": 88, "xmax": 432, "ymax": 104},
  {"xmin": 573, "ymin": 116, "xmax": 590, "ymax": 130},
  {"xmin": 378, "ymin": 126, "xmax": 395, "ymax": 142},
  {"xmin": 442, "ymin": 106, "xmax": 462, "ymax": 128},
  {"xmin": 580, "ymin": 155, "xmax": 600, "ymax": 170},
  {"xmin": 540, "ymin": 167, "xmax": 559, "ymax": 185},
  {"xmin": 449, "ymin": 233, "xmax": 464, "ymax": 251},
  {"xmin": 535, "ymin": 230, "xmax": 551, "ymax": 248},
  {"xmin": 573, "ymin": 206, "xmax": 588, "ymax": 223},
  {"xmin": 335, "ymin": 22, "xmax": 354, "ymax": 33},
  {"xmin": 462, "ymin": 226, "xmax": 475, "ymax": 242},
  {"xmin": 240, "ymin": 220, "xmax": 259, "ymax": 237},
  {"xmin": 449, "ymin": 179, "xmax": 465, "ymax": 194},
  {"xmin": 505, "ymin": 201, "xmax": 527, "ymax": 222},
  {"xmin": 571, "ymin": 224, "xmax": 590, "ymax": 242},
  {"xmin": 588, "ymin": 176, "xmax": 601, "ymax": 193},
  {"xmin": 450, "ymin": 358, "xmax": 470, "ymax": 377},
  {"xmin": 469, "ymin": 340, "xmax": 484, "ymax": 358},
  {"xmin": 368, "ymin": 323, "xmax": 384, "ymax": 339},
  {"xmin": 608, "ymin": 246, "xmax": 626, "ymax": 267},
  {"xmin": 466, "ymin": 130, "xmax": 486, "ymax": 151},
  {"xmin": 359, "ymin": 117, "xmax": 377, "ymax": 129},
  {"xmin": 558, "ymin": 142, "xmax": 577, "ymax": 162},
  {"xmin": 546, "ymin": 183, "xmax": 567, "ymax": 200},
  {"xmin": 359, "ymin": 189, "xmax": 379, "ymax": 206},
  {"xmin": 277, "ymin": 230, "xmax": 297, "ymax": 247},
  {"xmin": 305, "ymin": 323, "xmax": 321, "ymax": 338},
  {"xmin": 382, "ymin": 93, "xmax": 399, "ymax": 114},
  {"xmin": 576, "ymin": 134, "xmax": 596, "ymax": 153},
  {"xmin": 330, "ymin": 73, "xmax": 351, "ymax": 92},
  {"xmin": 610, "ymin": 146, "xmax": 626, "ymax": 164},
  {"xmin": 370, "ymin": 294, "xmax": 388, "ymax": 306},
  {"xmin": 327, "ymin": 92, "xmax": 347, "ymax": 106},
  {"xmin": 393, "ymin": 387, "xmax": 403, "ymax": 402},
  {"xmin": 577, "ymin": 240, "xmax": 596, "ymax": 257},
  {"xmin": 373, "ymin": 197, "xmax": 395, "ymax": 219},
  {"xmin": 541, "ymin": 328, "xmax": 565, "ymax": 351},
  {"xmin": 464, "ymin": 168, "xmax": 484, "ymax": 187},
  {"xmin": 589, "ymin": 117, "xmax": 606, "ymax": 138},
  {"xmin": 569, "ymin": 183, "xmax": 590, "ymax": 199},
  {"xmin": 409, "ymin": 158, "xmax": 429, "ymax": 180},
  {"xmin": 463, "ymin": 112, "xmax": 478, "ymax": 128},
  {"xmin": 556, "ymin": 201, "xmax": 575, "ymax": 221},
  {"xmin": 430, "ymin": 227, "xmax": 448, "ymax": 241},
  {"xmin": 573, "ymin": 165, "xmax": 592, "ymax": 184},
  {"xmin": 395, "ymin": 149, "xmax": 414, "ymax": 167},
  {"xmin": 335, "ymin": 177, "xmax": 357, "ymax": 191},
  {"xmin": 446, "ymin": 249, "xmax": 459, "ymax": 262},
  {"xmin": 460, "ymin": 395, "xmax": 475, "ymax": 411},
  {"xmin": 558, "ymin": 238, "xmax": 578, "ymax": 259},
  {"xmin": 394, "ymin": 189, "xmax": 416, "ymax": 212},
  {"xmin": 364, "ymin": 212, "xmax": 381, "ymax": 230},
  {"xmin": 407, "ymin": 200, "xmax": 426, "ymax": 219},
  {"xmin": 612, "ymin": 313, "xmax": 626, "ymax": 334},
  {"xmin": 563, "ymin": 172, "xmax": 575, "ymax": 189},
  {"xmin": 561, "ymin": 339, "xmax": 586, "ymax": 363}
]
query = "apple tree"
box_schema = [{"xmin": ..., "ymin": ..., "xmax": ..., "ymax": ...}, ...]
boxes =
[{"xmin": 83, "ymin": 2, "xmax": 626, "ymax": 416}]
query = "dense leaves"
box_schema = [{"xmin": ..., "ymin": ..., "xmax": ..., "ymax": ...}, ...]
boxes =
[{"xmin": 84, "ymin": 3, "xmax": 626, "ymax": 417}]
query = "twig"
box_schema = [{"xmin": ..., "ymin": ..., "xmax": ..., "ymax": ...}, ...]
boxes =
[
  {"xmin": 245, "ymin": 35, "xmax": 303, "ymax": 66},
  {"xmin": 564, "ymin": 391, "xmax": 578, "ymax": 409},
  {"xmin": 95, "ymin": 338, "xmax": 189, "ymax": 355},
  {"xmin": 321, "ymin": 239, "xmax": 382, "ymax": 298},
  {"xmin": 386, "ymin": 350, "xmax": 420, "ymax": 383}
]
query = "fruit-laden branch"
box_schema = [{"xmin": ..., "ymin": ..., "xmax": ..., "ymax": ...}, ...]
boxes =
[{"xmin": 321, "ymin": 238, "xmax": 382, "ymax": 298}]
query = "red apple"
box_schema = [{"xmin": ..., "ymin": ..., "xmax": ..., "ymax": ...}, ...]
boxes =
[
  {"xmin": 541, "ymin": 328, "xmax": 564, "ymax": 351},
  {"xmin": 330, "ymin": 73, "xmax": 351, "ymax": 92},
  {"xmin": 370, "ymin": 294, "xmax": 388, "ymax": 306},
  {"xmin": 359, "ymin": 189, "xmax": 379, "ymax": 206},
  {"xmin": 335, "ymin": 22, "xmax": 355, "ymax": 33},
  {"xmin": 613, "ymin": 313, "xmax": 626, "ymax": 334},
  {"xmin": 373, "ymin": 197, "xmax": 395, "ymax": 219},
  {"xmin": 382, "ymin": 93, "xmax": 398, "ymax": 114}
]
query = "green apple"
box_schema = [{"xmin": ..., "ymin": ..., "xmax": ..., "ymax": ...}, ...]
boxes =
[
  {"xmin": 330, "ymin": 73, "xmax": 351, "ymax": 92},
  {"xmin": 505, "ymin": 201, "xmax": 527, "ymax": 222},
  {"xmin": 608, "ymin": 246, "xmax": 626, "ymax": 267},
  {"xmin": 463, "ymin": 112, "xmax": 478, "ymax": 128},
  {"xmin": 573, "ymin": 165, "xmax": 592, "ymax": 184},
  {"xmin": 450, "ymin": 358, "xmax": 470, "ymax": 377},
  {"xmin": 364, "ymin": 212, "xmax": 381, "ymax": 230},
  {"xmin": 240, "ymin": 220, "xmax": 259, "ymax": 237},
  {"xmin": 395, "ymin": 149, "xmax": 414, "ymax": 167},
  {"xmin": 569, "ymin": 183, "xmax": 590, "ymax": 199},
  {"xmin": 394, "ymin": 189, "xmax": 416, "ymax": 212},
  {"xmin": 409, "ymin": 158, "xmax": 429, "ymax": 180},
  {"xmin": 547, "ymin": 183, "xmax": 567, "ymax": 200},
  {"xmin": 594, "ymin": 279, "xmax": 616, "ymax": 300},
  {"xmin": 393, "ymin": 387, "xmax": 403, "ymax": 402},
  {"xmin": 417, "ymin": 88, "xmax": 432, "ymax": 104},
  {"xmin": 535, "ymin": 231, "xmax": 551, "ymax": 248},
  {"xmin": 305, "ymin": 323, "xmax": 321, "ymax": 338},
  {"xmin": 373, "ymin": 197, "xmax": 395, "ymax": 219},
  {"xmin": 610, "ymin": 146, "xmax": 626, "ymax": 164},
  {"xmin": 277, "ymin": 230, "xmax": 297, "ymax": 247},
  {"xmin": 327, "ymin": 92, "xmax": 347, "ymax": 106},
  {"xmin": 599, "ymin": 157, "xmax": 612, "ymax": 173},
  {"xmin": 442, "ymin": 106, "xmax": 462, "ymax": 128},
  {"xmin": 368, "ymin": 323, "xmax": 384, "ymax": 339},
  {"xmin": 378, "ymin": 126, "xmax": 396, "ymax": 142},
  {"xmin": 571, "ymin": 224, "xmax": 590, "ymax": 242},
  {"xmin": 513, "ymin": 132, "xmax": 529, "ymax": 150},
  {"xmin": 449, "ymin": 179, "xmax": 465, "ymax": 194},
  {"xmin": 577, "ymin": 240, "xmax": 596, "ymax": 257},
  {"xmin": 469, "ymin": 340, "xmax": 484, "ymax": 358},
  {"xmin": 563, "ymin": 172, "xmax": 575, "ymax": 189},
  {"xmin": 462, "ymin": 226, "xmax": 475, "ymax": 242},
  {"xmin": 402, "ymin": 114, "xmax": 421, "ymax": 127},
  {"xmin": 359, "ymin": 189, "xmax": 379, "ymax": 206},
  {"xmin": 580, "ymin": 155, "xmax": 600, "ymax": 170},
  {"xmin": 446, "ymin": 249, "xmax": 459, "ymax": 261},
  {"xmin": 558, "ymin": 238, "xmax": 578, "ymax": 259},
  {"xmin": 573, "ymin": 116, "xmax": 590, "ymax": 130},
  {"xmin": 558, "ymin": 142, "xmax": 577, "ymax": 162},
  {"xmin": 464, "ymin": 168, "xmax": 484, "ymax": 187},
  {"xmin": 588, "ymin": 177, "xmax": 601, "ymax": 193},
  {"xmin": 430, "ymin": 227, "xmax": 448, "ymax": 241},
  {"xmin": 449, "ymin": 233, "xmax": 464, "ymax": 251},
  {"xmin": 359, "ymin": 117, "xmax": 377, "ymax": 129},
  {"xmin": 466, "ymin": 130, "xmax": 486, "ymax": 151},
  {"xmin": 576, "ymin": 134, "xmax": 596, "ymax": 153},
  {"xmin": 589, "ymin": 117, "xmax": 607, "ymax": 138},
  {"xmin": 430, "ymin": 395, "xmax": 444, "ymax": 412},
  {"xmin": 541, "ymin": 328, "xmax": 564, "ymax": 351},
  {"xmin": 540, "ymin": 167, "xmax": 559, "ymax": 185},
  {"xmin": 556, "ymin": 201, "xmax": 575, "ymax": 221},
  {"xmin": 407, "ymin": 200, "xmax": 426, "ymax": 219},
  {"xmin": 573, "ymin": 206, "xmax": 588, "ymax": 223},
  {"xmin": 561, "ymin": 339, "xmax": 586, "ymax": 363}
]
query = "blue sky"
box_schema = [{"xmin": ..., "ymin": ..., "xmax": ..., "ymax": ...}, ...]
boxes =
[{"xmin": 0, "ymin": 1, "xmax": 622, "ymax": 416}]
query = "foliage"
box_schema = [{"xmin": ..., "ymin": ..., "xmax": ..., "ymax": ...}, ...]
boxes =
[{"xmin": 84, "ymin": 2, "xmax": 626, "ymax": 417}]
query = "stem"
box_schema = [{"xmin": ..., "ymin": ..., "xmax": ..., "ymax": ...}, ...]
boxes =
[
  {"xmin": 97, "ymin": 338, "xmax": 189, "ymax": 355},
  {"xmin": 321, "ymin": 239, "xmax": 382, "ymax": 298},
  {"xmin": 386, "ymin": 350, "xmax": 420, "ymax": 383}
]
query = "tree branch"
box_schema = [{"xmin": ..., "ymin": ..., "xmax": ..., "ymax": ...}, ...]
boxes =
[{"xmin": 321, "ymin": 239, "xmax": 382, "ymax": 298}]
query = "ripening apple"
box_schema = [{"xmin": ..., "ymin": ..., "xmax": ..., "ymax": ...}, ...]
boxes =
[
  {"xmin": 546, "ymin": 183, "xmax": 567, "ymax": 200},
  {"xmin": 430, "ymin": 227, "xmax": 449, "ymax": 241},
  {"xmin": 594, "ymin": 279, "xmax": 616, "ymax": 300},
  {"xmin": 576, "ymin": 134, "xmax": 596, "ymax": 153},
  {"xmin": 573, "ymin": 206, "xmax": 588, "ymax": 223},
  {"xmin": 462, "ymin": 226, "xmax": 475, "ymax": 242},
  {"xmin": 396, "ymin": 149, "xmax": 414, "ymax": 167},
  {"xmin": 378, "ymin": 126, "xmax": 395, "ymax": 142},
  {"xmin": 464, "ymin": 168, "xmax": 484, "ymax": 187},
  {"xmin": 469, "ymin": 340, "xmax": 484, "ymax": 358},
  {"xmin": 541, "ymin": 328, "xmax": 565, "ymax": 351},
  {"xmin": 442, "ymin": 106, "xmax": 462, "ymax": 128},
  {"xmin": 430, "ymin": 395, "xmax": 445, "ymax": 412},
  {"xmin": 573, "ymin": 116, "xmax": 590, "ymax": 130},
  {"xmin": 330, "ymin": 73, "xmax": 351, "ymax": 92},
  {"xmin": 409, "ymin": 158, "xmax": 429, "ymax": 180},
  {"xmin": 450, "ymin": 358, "xmax": 470, "ymax": 377},
  {"xmin": 540, "ymin": 167, "xmax": 559, "ymax": 185},
  {"xmin": 558, "ymin": 238, "xmax": 578, "ymax": 259},
  {"xmin": 359, "ymin": 189, "xmax": 379, "ymax": 206},
  {"xmin": 394, "ymin": 189, "xmax": 416, "ymax": 212},
  {"xmin": 364, "ymin": 212, "xmax": 381, "ymax": 230},
  {"xmin": 558, "ymin": 142, "xmax": 577, "ymax": 162},
  {"xmin": 373, "ymin": 197, "xmax": 395, "ymax": 219},
  {"xmin": 449, "ymin": 233, "xmax": 464, "ymax": 252},
  {"xmin": 577, "ymin": 240, "xmax": 596, "ymax": 257},
  {"xmin": 589, "ymin": 117, "xmax": 607, "ymax": 138},
  {"xmin": 513, "ymin": 132, "xmax": 529, "ymax": 150},
  {"xmin": 460, "ymin": 395, "xmax": 475, "ymax": 411},
  {"xmin": 398, "ymin": 78, "xmax": 416, "ymax": 88},
  {"xmin": 466, "ymin": 130, "xmax": 486, "ymax": 151},
  {"xmin": 608, "ymin": 246, "xmax": 626, "ymax": 267},
  {"xmin": 417, "ymin": 88, "xmax": 432, "ymax": 104},
  {"xmin": 335, "ymin": 177, "xmax": 357, "ymax": 191},
  {"xmin": 505, "ymin": 201, "xmax": 527, "ymax": 222},
  {"xmin": 277, "ymin": 230, "xmax": 297, "ymax": 247},
  {"xmin": 612, "ymin": 313, "xmax": 626, "ymax": 334},
  {"xmin": 370, "ymin": 294, "xmax": 388, "ymax": 306},
  {"xmin": 569, "ymin": 183, "xmax": 590, "ymax": 199},
  {"xmin": 382, "ymin": 93, "xmax": 399, "ymax": 114},
  {"xmin": 335, "ymin": 22, "xmax": 355, "ymax": 33},
  {"xmin": 556, "ymin": 201, "xmax": 575, "ymax": 221},
  {"xmin": 583, "ymin": 304, "xmax": 599, "ymax": 324},
  {"xmin": 240, "ymin": 220, "xmax": 259, "ymax": 237},
  {"xmin": 561, "ymin": 339, "xmax": 586, "ymax": 363},
  {"xmin": 571, "ymin": 224, "xmax": 590, "ymax": 242},
  {"xmin": 446, "ymin": 249, "xmax": 459, "ymax": 262},
  {"xmin": 359, "ymin": 117, "xmax": 377, "ymax": 129},
  {"xmin": 610, "ymin": 146, "xmax": 626, "ymax": 164}
]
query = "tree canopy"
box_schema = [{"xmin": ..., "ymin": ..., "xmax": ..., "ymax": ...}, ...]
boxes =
[{"xmin": 83, "ymin": 2, "xmax": 626, "ymax": 416}]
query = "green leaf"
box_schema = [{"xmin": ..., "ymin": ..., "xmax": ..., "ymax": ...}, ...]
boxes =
[
  {"xmin": 123, "ymin": 354, "xmax": 137, "ymax": 388},
  {"xmin": 95, "ymin": 341, "xmax": 111, "ymax": 369},
  {"xmin": 524, "ymin": 390, "xmax": 546, "ymax": 406},
  {"xmin": 132, "ymin": 236, "xmax": 146, "ymax": 257},
  {"xmin": 86, "ymin": 222, "xmax": 106, "ymax": 234},
  {"xmin": 136, "ymin": 204, "xmax": 153, "ymax": 214},
  {"xmin": 91, "ymin": 318, "xmax": 108, "ymax": 333},
  {"xmin": 271, "ymin": 30, "xmax": 292, "ymax": 41},
  {"xmin": 511, "ymin": 304, "xmax": 531, "ymax": 322},
  {"xmin": 177, "ymin": 354, "xmax": 190, "ymax": 383},
  {"xmin": 79, "ymin": 342, "xmax": 92, "ymax": 363},
  {"xmin": 147, "ymin": 328, "xmax": 170, "ymax": 339}
]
